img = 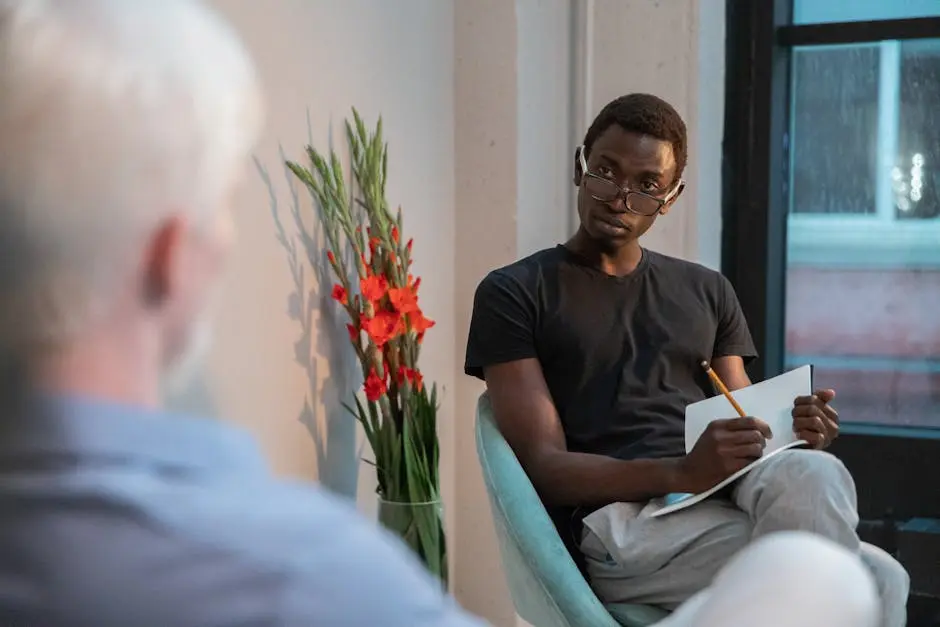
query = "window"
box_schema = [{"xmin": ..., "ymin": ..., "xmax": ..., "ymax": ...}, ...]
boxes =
[
  {"xmin": 723, "ymin": 3, "xmax": 940, "ymax": 428},
  {"xmin": 723, "ymin": 2, "xmax": 940, "ymax": 617},
  {"xmin": 785, "ymin": 37, "xmax": 940, "ymax": 429},
  {"xmin": 788, "ymin": 39, "xmax": 940, "ymax": 268},
  {"xmin": 793, "ymin": 0, "xmax": 940, "ymax": 25}
]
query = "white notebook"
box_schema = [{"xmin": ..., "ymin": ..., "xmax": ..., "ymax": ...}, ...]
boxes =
[{"xmin": 648, "ymin": 365, "xmax": 813, "ymax": 518}]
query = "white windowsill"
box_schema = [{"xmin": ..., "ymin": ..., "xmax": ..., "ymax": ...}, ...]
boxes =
[{"xmin": 787, "ymin": 215, "xmax": 940, "ymax": 269}]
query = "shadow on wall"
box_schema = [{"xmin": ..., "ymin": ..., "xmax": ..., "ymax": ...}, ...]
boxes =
[{"xmin": 254, "ymin": 123, "xmax": 363, "ymax": 499}]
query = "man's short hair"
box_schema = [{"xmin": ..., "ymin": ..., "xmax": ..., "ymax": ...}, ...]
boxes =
[
  {"xmin": 0, "ymin": 0, "xmax": 263, "ymax": 347},
  {"xmin": 581, "ymin": 93, "xmax": 688, "ymax": 183}
]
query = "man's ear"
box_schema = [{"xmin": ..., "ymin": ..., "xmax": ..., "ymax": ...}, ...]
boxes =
[
  {"xmin": 660, "ymin": 181, "xmax": 686, "ymax": 216},
  {"xmin": 573, "ymin": 147, "xmax": 583, "ymax": 186},
  {"xmin": 142, "ymin": 215, "xmax": 187, "ymax": 308}
]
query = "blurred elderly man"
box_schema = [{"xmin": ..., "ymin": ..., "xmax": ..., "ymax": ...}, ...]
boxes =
[{"xmin": 0, "ymin": 1, "xmax": 486, "ymax": 625}]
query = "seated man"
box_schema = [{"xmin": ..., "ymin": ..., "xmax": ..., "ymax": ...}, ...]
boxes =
[{"xmin": 465, "ymin": 93, "xmax": 909, "ymax": 627}]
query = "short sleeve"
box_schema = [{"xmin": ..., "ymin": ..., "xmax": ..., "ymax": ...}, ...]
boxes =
[
  {"xmin": 712, "ymin": 274, "xmax": 758, "ymax": 363},
  {"xmin": 464, "ymin": 270, "xmax": 538, "ymax": 380}
]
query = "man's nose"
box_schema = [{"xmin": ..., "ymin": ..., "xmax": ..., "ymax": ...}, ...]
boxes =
[{"xmin": 606, "ymin": 193, "xmax": 628, "ymax": 213}]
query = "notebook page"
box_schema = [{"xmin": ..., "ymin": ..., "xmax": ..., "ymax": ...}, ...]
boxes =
[
  {"xmin": 684, "ymin": 364, "xmax": 813, "ymax": 454},
  {"xmin": 648, "ymin": 365, "xmax": 813, "ymax": 518}
]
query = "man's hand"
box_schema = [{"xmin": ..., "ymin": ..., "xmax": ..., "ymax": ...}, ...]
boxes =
[
  {"xmin": 677, "ymin": 416, "xmax": 773, "ymax": 494},
  {"xmin": 792, "ymin": 389, "xmax": 839, "ymax": 449}
]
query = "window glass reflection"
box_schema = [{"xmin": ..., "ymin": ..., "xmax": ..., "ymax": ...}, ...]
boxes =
[{"xmin": 785, "ymin": 39, "xmax": 940, "ymax": 429}]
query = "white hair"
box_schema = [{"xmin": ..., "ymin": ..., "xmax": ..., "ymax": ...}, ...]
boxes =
[{"xmin": 0, "ymin": 0, "xmax": 263, "ymax": 347}]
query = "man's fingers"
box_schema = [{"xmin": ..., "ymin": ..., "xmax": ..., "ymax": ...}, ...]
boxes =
[
  {"xmin": 794, "ymin": 390, "xmax": 837, "ymax": 407},
  {"xmin": 724, "ymin": 416, "xmax": 773, "ymax": 439},
  {"xmin": 792, "ymin": 396, "xmax": 839, "ymax": 433},
  {"xmin": 796, "ymin": 429, "xmax": 826, "ymax": 449},
  {"xmin": 723, "ymin": 429, "xmax": 767, "ymax": 447},
  {"xmin": 794, "ymin": 394, "xmax": 822, "ymax": 406},
  {"xmin": 724, "ymin": 443, "xmax": 765, "ymax": 459},
  {"xmin": 793, "ymin": 415, "xmax": 826, "ymax": 435},
  {"xmin": 791, "ymin": 403, "xmax": 820, "ymax": 418},
  {"xmin": 791, "ymin": 402, "xmax": 838, "ymax": 420}
]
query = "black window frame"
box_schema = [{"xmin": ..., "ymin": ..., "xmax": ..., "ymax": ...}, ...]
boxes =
[{"xmin": 722, "ymin": 1, "xmax": 940, "ymax": 616}]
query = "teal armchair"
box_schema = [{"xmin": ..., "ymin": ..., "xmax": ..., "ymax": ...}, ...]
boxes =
[{"xmin": 475, "ymin": 393, "xmax": 670, "ymax": 627}]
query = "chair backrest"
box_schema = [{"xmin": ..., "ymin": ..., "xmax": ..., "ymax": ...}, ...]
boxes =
[{"xmin": 475, "ymin": 393, "xmax": 621, "ymax": 627}]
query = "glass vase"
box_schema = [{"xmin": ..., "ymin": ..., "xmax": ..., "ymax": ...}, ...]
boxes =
[{"xmin": 378, "ymin": 498, "xmax": 448, "ymax": 589}]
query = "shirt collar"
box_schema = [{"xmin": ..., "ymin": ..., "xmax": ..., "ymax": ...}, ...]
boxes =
[{"xmin": 0, "ymin": 394, "xmax": 268, "ymax": 477}]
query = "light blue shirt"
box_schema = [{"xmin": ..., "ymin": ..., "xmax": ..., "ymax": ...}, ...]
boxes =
[{"xmin": 0, "ymin": 396, "xmax": 488, "ymax": 627}]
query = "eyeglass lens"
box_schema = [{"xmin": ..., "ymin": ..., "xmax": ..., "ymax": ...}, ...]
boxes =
[{"xmin": 583, "ymin": 176, "xmax": 661, "ymax": 216}]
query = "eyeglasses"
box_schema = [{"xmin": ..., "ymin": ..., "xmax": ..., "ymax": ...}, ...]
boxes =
[{"xmin": 577, "ymin": 145, "xmax": 683, "ymax": 217}]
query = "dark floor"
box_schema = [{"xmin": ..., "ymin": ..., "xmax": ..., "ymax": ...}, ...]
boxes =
[{"xmin": 909, "ymin": 595, "xmax": 940, "ymax": 626}]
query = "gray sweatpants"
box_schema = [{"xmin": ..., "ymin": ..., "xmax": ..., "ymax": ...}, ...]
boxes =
[{"xmin": 581, "ymin": 449, "xmax": 910, "ymax": 627}]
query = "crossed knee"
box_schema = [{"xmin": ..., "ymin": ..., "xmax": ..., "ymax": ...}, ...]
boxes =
[
  {"xmin": 734, "ymin": 449, "xmax": 861, "ymax": 542},
  {"xmin": 757, "ymin": 449, "xmax": 857, "ymax": 504},
  {"xmin": 699, "ymin": 532, "xmax": 881, "ymax": 627},
  {"xmin": 861, "ymin": 543, "xmax": 911, "ymax": 605}
]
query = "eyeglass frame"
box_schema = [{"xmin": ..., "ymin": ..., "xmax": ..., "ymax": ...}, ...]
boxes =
[{"xmin": 576, "ymin": 145, "xmax": 684, "ymax": 217}]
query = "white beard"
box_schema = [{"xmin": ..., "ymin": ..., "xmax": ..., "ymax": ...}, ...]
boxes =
[{"xmin": 161, "ymin": 314, "xmax": 213, "ymax": 400}]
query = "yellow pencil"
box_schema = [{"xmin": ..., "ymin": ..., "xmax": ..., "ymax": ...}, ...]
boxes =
[{"xmin": 701, "ymin": 360, "xmax": 747, "ymax": 418}]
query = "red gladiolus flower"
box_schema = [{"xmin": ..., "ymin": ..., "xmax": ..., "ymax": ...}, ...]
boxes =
[
  {"xmin": 412, "ymin": 277, "xmax": 422, "ymax": 293},
  {"xmin": 391, "ymin": 226, "xmax": 400, "ymax": 243},
  {"xmin": 397, "ymin": 365, "xmax": 415, "ymax": 385},
  {"xmin": 363, "ymin": 310, "xmax": 402, "ymax": 346},
  {"xmin": 331, "ymin": 284, "xmax": 348, "ymax": 305},
  {"xmin": 346, "ymin": 323, "xmax": 359, "ymax": 342},
  {"xmin": 388, "ymin": 287, "xmax": 419, "ymax": 315},
  {"xmin": 327, "ymin": 250, "xmax": 336, "ymax": 264},
  {"xmin": 408, "ymin": 310, "xmax": 434, "ymax": 336},
  {"xmin": 360, "ymin": 274, "xmax": 388, "ymax": 304},
  {"xmin": 364, "ymin": 367, "xmax": 387, "ymax": 402},
  {"xmin": 396, "ymin": 366, "xmax": 424, "ymax": 391},
  {"xmin": 406, "ymin": 238, "xmax": 413, "ymax": 253}
]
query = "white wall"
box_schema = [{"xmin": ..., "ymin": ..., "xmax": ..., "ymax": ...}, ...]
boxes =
[
  {"xmin": 453, "ymin": 3, "xmax": 519, "ymax": 622},
  {"xmin": 172, "ymin": 2, "xmax": 726, "ymax": 627},
  {"xmin": 588, "ymin": 0, "xmax": 724, "ymax": 267},
  {"xmin": 203, "ymin": 0, "xmax": 457, "ymax": 522},
  {"xmin": 695, "ymin": 0, "xmax": 726, "ymax": 270},
  {"xmin": 516, "ymin": 0, "xmax": 576, "ymax": 257}
]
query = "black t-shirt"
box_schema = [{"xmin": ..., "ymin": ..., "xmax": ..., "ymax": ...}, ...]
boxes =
[
  {"xmin": 466, "ymin": 245, "xmax": 757, "ymax": 460},
  {"xmin": 464, "ymin": 245, "xmax": 757, "ymax": 563}
]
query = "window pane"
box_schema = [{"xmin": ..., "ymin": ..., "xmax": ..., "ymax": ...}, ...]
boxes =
[
  {"xmin": 897, "ymin": 39, "xmax": 940, "ymax": 219},
  {"xmin": 786, "ymin": 41, "xmax": 940, "ymax": 430},
  {"xmin": 794, "ymin": 0, "xmax": 940, "ymax": 25},
  {"xmin": 790, "ymin": 45, "xmax": 879, "ymax": 215}
]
